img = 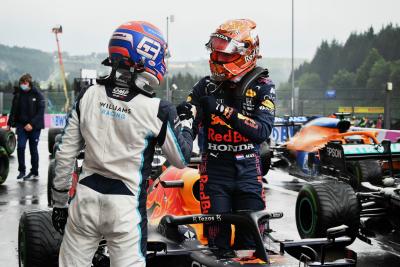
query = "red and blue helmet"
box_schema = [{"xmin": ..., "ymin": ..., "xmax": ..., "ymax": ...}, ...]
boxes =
[{"xmin": 108, "ymin": 21, "xmax": 168, "ymax": 86}]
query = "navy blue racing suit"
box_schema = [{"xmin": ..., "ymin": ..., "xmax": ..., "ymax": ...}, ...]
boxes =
[{"xmin": 187, "ymin": 69, "xmax": 276, "ymax": 250}]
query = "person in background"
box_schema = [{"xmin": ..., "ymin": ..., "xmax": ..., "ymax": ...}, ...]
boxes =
[
  {"xmin": 354, "ymin": 116, "xmax": 361, "ymax": 127},
  {"xmin": 358, "ymin": 116, "xmax": 367, "ymax": 127},
  {"xmin": 350, "ymin": 116, "xmax": 357, "ymax": 126},
  {"xmin": 376, "ymin": 114, "xmax": 383, "ymax": 129},
  {"xmin": 6, "ymin": 73, "xmax": 45, "ymax": 180},
  {"xmin": 366, "ymin": 117, "xmax": 375, "ymax": 128}
]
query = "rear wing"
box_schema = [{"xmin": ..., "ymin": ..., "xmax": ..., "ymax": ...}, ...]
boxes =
[{"xmin": 319, "ymin": 140, "xmax": 400, "ymax": 174}]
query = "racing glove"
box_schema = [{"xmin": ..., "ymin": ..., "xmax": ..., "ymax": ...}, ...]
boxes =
[
  {"xmin": 176, "ymin": 101, "xmax": 195, "ymax": 120},
  {"xmin": 176, "ymin": 101, "xmax": 196, "ymax": 129},
  {"xmin": 200, "ymin": 95, "xmax": 225, "ymax": 116},
  {"xmin": 52, "ymin": 207, "xmax": 68, "ymax": 235}
]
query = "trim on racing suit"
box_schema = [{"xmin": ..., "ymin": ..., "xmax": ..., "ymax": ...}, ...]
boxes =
[
  {"xmin": 137, "ymin": 132, "xmax": 154, "ymax": 260},
  {"xmin": 79, "ymin": 174, "xmax": 135, "ymax": 195}
]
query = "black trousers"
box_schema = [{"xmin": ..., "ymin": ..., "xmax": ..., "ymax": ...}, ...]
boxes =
[
  {"xmin": 16, "ymin": 126, "xmax": 41, "ymax": 174},
  {"xmin": 199, "ymin": 152, "xmax": 265, "ymax": 249}
]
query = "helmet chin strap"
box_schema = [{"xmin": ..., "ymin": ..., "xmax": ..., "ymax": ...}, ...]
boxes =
[
  {"xmin": 133, "ymin": 73, "xmax": 150, "ymax": 91},
  {"xmin": 231, "ymin": 72, "xmax": 247, "ymax": 83},
  {"xmin": 99, "ymin": 57, "xmax": 155, "ymax": 97},
  {"xmin": 129, "ymin": 71, "xmax": 156, "ymax": 98}
]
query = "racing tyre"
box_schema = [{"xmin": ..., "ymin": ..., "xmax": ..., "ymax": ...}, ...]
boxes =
[
  {"xmin": 0, "ymin": 146, "xmax": 9, "ymax": 184},
  {"xmin": 48, "ymin": 128, "xmax": 63, "ymax": 154},
  {"xmin": 0, "ymin": 128, "xmax": 16, "ymax": 155},
  {"xmin": 51, "ymin": 134, "xmax": 62, "ymax": 158},
  {"xmin": 18, "ymin": 210, "xmax": 62, "ymax": 267},
  {"xmin": 347, "ymin": 160, "xmax": 382, "ymax": 188},
  {"xmin": 296, "ymin": 181, "xmax": 360, "ymax": 246},
  {"xmin": 47, "ymin": 159, "xmax": 56, "ymax": 207}
]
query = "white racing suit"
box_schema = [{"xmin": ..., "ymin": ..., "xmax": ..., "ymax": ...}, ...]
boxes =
[{"xmin": 52, "ymin": 83, "xmax": 193, "ymax": 267}]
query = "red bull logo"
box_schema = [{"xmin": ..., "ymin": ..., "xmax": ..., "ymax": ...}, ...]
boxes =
[
  {"xmin": 208, "ymin": 128, "xmax": 249, "ymax": 143},
  {"xmin": 200, "ymin": 175, "xmax": 210, "ymax": 214},
  {"xmin": 210, "ymin": 114, "xmax": 232, "ymax": 129}
]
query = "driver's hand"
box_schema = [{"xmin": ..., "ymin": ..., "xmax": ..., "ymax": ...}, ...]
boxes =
[
  {"xmin": 177, "ymin": 101, "xmax": 196, "ymax": 120},
  {"xmin": 52, "ymin": 207, "xmax": 68, "ymax": 235},
  {"xmin": 200, "ymin": 95, "xmax": 225, "ymax": 116},
  {"xmin": 176, "ymin": 102, "xmax": 196, "ymax": 130}
]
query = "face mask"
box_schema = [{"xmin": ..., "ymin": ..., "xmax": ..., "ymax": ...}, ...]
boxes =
[{"xmin": 20, "ymin": 84, "xmax": 30, "ymax": 91}]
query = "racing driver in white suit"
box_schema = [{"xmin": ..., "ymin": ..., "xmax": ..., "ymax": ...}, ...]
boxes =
[{"xmin": 51, "ymin": 21, "xmax": 195, "ymax": 267}]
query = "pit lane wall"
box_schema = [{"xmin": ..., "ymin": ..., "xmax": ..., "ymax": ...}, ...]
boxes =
[
  {"xmin": 1, "ymin": 114, "xmax": 399, "ymax": 144},
  {"xmin": 0, "ymin": 114, "xmax": 67, "ymax": 128}
]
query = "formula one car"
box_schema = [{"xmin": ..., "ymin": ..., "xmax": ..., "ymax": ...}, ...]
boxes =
[
  {"xmin": 295, "ymin": 139, "xmax": 400, "ymax": 248},
  {"xmin": 0, "ymin": 128, "xmax": 16, "ymax": 185},
  {"xmin": 19, "ymin": 157, "xmax": 357, "ymax": 267},
  {"xmin": 272, "ymin": 114, "xmax": 394, "ymax": 189}
]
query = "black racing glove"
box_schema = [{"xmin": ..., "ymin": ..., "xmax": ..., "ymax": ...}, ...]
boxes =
[
  {"xmin": 200, "ymin": 95, "xmax": 225, "ymax": 116},
  {"xmin": 176, "ymin": 101, "xmax": 195, "ymax": 121},
  {"xmin": 52, "ymin": 207, "xmax": 68, "ymax": 235},
  {"xmin": 176, "ymin": 101, "xmax": 197, "ymax": 130}
]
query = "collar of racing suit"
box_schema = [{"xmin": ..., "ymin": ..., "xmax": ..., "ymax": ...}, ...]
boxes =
[
  {"xmin": 116, "ymin": 70, "xmax": 149, "ymax": 90},
  {"xmin": 102, "ymin": 70, "xmax": 155, "ymax": 98}
]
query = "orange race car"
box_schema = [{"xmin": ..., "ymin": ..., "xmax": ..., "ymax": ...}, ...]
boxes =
[
  {"xmin": 271, "ymin": 116, "xmax": 400, "ymax": 249},
  {"xmin": 273, "ymin": 114, "xmax": 400, "ymax": 189}
]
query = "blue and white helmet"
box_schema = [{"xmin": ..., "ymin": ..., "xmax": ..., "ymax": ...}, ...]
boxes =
[{"xmin": 108, "ymin": 21, "xmax": 168, "ymax": 86}]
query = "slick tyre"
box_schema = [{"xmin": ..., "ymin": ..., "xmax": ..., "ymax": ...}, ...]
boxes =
[
  {"xmin": 347, "ymin": 160, "xmax": 382, "ymax": 187},
  {"xmin": 48, "ymin": 128, "xmax": 63, "ymax": 154},
  {"xmin": 0, "ymin": 146, "xmax": 9, "ymax": 185},
  {"xmin": 47, "ymin": 159, "xmax": 56, "ymax": 207},
  {"xmin": 0, "ymin": 128, "xmax": 16, "ymax": 155},
  {"xmin": 296, "ymin": 182, "xmax": 360, "ymax": 246},
  {"xmin": 18, "ymin": 210, "xmax": 62, "ymax": 267}
]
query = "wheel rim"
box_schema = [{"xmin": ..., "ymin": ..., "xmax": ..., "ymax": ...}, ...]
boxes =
[
  {"xmin": 7, "ymin": 136, "xmax": 16, "ymax": 152},
  {"xmin": 298, "ymin": 197, "xmax": 315, "ymax": 235}
]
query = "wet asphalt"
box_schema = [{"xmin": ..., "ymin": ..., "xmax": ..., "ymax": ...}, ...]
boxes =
[{"xmin": 0, "ymin": 129, "xmax": 400, "ymax": 266}]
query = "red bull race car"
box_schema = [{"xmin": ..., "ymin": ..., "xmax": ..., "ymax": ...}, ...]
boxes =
[{"xmin": 18, "ymin": 155, "xmax": 357, "ymax": 267}]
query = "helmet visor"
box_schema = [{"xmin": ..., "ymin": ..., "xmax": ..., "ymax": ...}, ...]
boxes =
[
  {"xmin": 206, "ymin": 33, "xmax": 247, "ymax": 54},
  {"xmin": 210, "ymin": 51, "xmax": 241, "ymax": 63}
]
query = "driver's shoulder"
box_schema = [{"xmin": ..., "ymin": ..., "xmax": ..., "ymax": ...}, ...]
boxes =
[{"xmin": 250, "ymin": 77, "xmax": 276, "ymax": 101}]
